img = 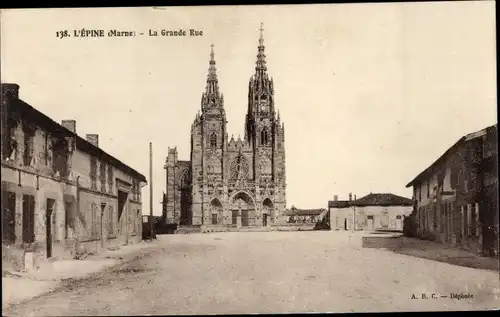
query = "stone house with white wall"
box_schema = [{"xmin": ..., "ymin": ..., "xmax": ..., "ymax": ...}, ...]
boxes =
[
  {"xmin": 1, "ymin": 83, "xmax": 147, "ymax": 270},
  {"xmin": 283, "ymin": 207, "xmax": 326, "ymax": 224},
  {"xmin": 405, "ymin": 124, "xmax": 498, "ymax": 257},
  {"xmin": 328, "ymin": 193, "xmax": 413, "ymax": 231}
]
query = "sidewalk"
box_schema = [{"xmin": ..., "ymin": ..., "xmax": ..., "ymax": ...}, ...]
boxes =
[
  {"xmin": 362, "ymin": 233, "xmax": 499, "ymax": 271},
  {"xmin": 2, "ymin": 240, "xmax": 158, "ymax": 310}
]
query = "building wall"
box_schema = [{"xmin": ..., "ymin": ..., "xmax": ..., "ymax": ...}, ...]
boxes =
[
  {"xmin": 410, "ymin": 126, "xmax": 499, "ymax": 257},
  {"xmin": 1, "ymin": 89, "xmax": 145, "ymax": 269},
  {"xmin": 330, "ymin": 205, "xmax": 412, "ymax": 231}
]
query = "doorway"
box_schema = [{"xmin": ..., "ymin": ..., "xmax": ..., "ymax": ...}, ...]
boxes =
[
  {"xmin": 241, "ymin": 210, "xmax": 249, "ymax": 227},
  {"xmin": 22, "ymin": 195, "xmax": 35, "ymax": 244},
  {"xmin": 367, "ymin": 215, "xmax": 374, "ymax": 231},
  {"xmin": 344, "ymin": 218, "xmax": 347, "ymax": 231},
  {"xmin": 100, "ymin": 203, "xmax": 106, "ymax": 248},
  {"xmin": 212, "ymin": 213, "xmax": 218, "ymax": 225},
  {"xmin": 46, "ymin": 198, "xmax": 55, "ymax": 258},
  {"xmin": 2, "ymin": 191, "xmax": 16, "ymax": 244},
  {"xmin": 263, "ymin": 214, "xmax": 268, "ymax": 227},
  {"xmin": 232, "ymin": 210, "xmax": 237, "ymax": 225},
  {"xmin": 117, "ymin": 190, "xmax": 128, "ymax": 233},
  {"xmin": 395, "ymin": 215, "xmax": 402, "ymax": 230}
]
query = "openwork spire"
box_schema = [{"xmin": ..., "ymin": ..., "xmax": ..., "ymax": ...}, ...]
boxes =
[
  {"xmin": 206, "ymin": 44, "xmax": 219, "ymax": 95},
  {"xmin": 255, "ymin": 22, "xmax": 267, "ymax": 75}
]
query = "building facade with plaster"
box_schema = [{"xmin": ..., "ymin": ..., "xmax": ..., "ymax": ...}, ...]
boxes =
[
  {"xmin": 405, "ymin": 124, "xmax": 498, "ymax": 257},
  {"xmin": 328, "ymin": 193, "xmax": 413, "ymax": 231},
  {"xmin": 1, "ymin": 83, "xmax": 147, "ymax": 269},
  {"xmin": 164, "ymin": 26, "xmax": 286, "ymax": 228}
]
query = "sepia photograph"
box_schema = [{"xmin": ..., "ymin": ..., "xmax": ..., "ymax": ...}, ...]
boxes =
[{"xmin": 1, "ymin": 2, "xmax": 498, "ymax": 315}]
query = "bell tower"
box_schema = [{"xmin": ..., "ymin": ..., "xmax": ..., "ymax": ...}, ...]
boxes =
[
  {"xmin": 245, "ymin": 23, "xmax": 276, "ymax": 149},
  {"xmin": 190, "ymin": 44, "xmax": 228, "ymax": 225}
]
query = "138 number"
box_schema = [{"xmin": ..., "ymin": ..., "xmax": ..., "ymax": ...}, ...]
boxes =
[{"xmin": 56, "ymin": 30, "xmax": 69, "ymax": 39}]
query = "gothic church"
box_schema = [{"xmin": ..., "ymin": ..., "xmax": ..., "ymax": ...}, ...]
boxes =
[{"xmin": 164, "ymin": 25, "xmax": 286, "ymax": 228}]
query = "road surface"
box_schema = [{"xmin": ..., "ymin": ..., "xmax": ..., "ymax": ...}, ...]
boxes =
[{"xmin": 4, "ymin": 231, "xmax": 499, "ymax": 315}]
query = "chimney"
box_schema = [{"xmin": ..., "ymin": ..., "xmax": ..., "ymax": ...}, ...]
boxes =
[
  {"xmin": 86, "ymin": 134, "xmax": 99, "ymax": 147},
  {"xmin": 349, "ymin": 193, "xmax": 352, "ymax": 201},
  {"xmin": 333, "ymin": 195, "xmax": 338, "ymax": 201},
  {"xmin": 1, "ymin": 83, "xmax": 20, "ymax": 99},
  {"xmin": 61, "ymin": 120, "xmax": 76, "ymax": 134}
]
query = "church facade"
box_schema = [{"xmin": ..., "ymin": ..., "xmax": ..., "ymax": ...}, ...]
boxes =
[{"xmin": 164, "ymin": 27, "xmax": 286, "ymax": 228}]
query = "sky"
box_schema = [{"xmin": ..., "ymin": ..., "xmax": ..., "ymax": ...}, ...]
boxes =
[{"xmin": 1, "ymin": 2, "xmax": 497, "ymax": 215}]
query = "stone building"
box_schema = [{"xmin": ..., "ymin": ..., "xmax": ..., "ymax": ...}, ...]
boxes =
[
  {"xmin": 164, "ymin": 26, "xmax": 286, "ymax": 229},
  {"xmin": 1, "ymin": 83, "xmax": 147, "ymax": 270},
  {"xmin": 328, "ymin": 193, "xmax": 413, "ymax": 231},
  {"xmin": 284, "ymin": 207, "xmax": 327, "ymax": 224},
  {"xmin": 405, "ymin": 124, "xmax": 498, "ymax": 257}
]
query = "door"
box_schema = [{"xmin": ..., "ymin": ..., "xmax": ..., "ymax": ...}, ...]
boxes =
[
  {"xmin": 2, "ymin": 191, "xmax": 16, "ymax": 243},
  {"xmin": 211, "ymin": 213, "xmax": 218, "ymax": 225},
  {"xmin": 396, "ymin": 215, "xmax": 402, "ymax": 230},
  {"xmin": 46, "ymin": 199, "xmax": 55, "ymax": 258},
  {"xmin": 22, "ymin": 195, "xmax": 35, "ymax": 244},
  {"xmin": 367, "ymin": 216, "xmax": 374, "ymax": 230},
  {"xmin": 381, "ymin": 214, "xmax": 389, "ymax": 228},
  {"xmin": 242, "ymin": 210, "xmax": 249, "ymax": 227},
  {"xmin": 344, "ymin": 218, "xmax": 347, "ymax": 230},
  {"xmin": 232, "ymin": 210, "xmax": 237, "ymax": 225},
  {"xmin": 263, "ymin": 214, "xmax": 268, "ymax": 227},
  {"xmin": 100, "ymin": 203, "xmax": 106, "ymax": 248}
]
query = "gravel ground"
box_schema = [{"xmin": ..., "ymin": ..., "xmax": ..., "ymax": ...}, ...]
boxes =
[{"xmin": 3, "ymin": 231, "xmax": 499, "ymax": 316}]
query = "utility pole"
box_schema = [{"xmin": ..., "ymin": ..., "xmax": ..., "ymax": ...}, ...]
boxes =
[
  {"xmin": 149, "ymin": 142, "xmax": 154, "ymax": 241},
  {"xmin": 353, "ymin": 194, "xmax": 356, "ymax": 232}
]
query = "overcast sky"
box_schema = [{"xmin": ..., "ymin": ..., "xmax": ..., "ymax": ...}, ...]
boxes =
[{"xmin": 1, "ymin": 2, "xmax": 496, "ymax": 215}]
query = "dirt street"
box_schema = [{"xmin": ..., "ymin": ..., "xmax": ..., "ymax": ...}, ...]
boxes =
[{"xmin": 3, "ymin": 231, "xmax": 499, "ymax": 315}]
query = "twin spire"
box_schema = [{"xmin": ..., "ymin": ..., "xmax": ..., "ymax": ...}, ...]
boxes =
[
  {"xmin": 205, "ymin": 44, "xmax": 219, "ymax": 96},
  {"xmin": 204, "ymin": 23, "xmax": 268, "ymax": 93},
  {"xmin": 255, "ymin": 22, "xmax": 267, "ymax": 74}
]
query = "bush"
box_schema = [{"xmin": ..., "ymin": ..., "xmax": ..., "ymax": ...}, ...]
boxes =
[{"xmin": 403, "ymin": 214, "xmax": 417, "ymax": 238}]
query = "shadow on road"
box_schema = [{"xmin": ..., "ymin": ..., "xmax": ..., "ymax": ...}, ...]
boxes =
[{"xmin": 362, "ymin": 234, "xmax": 499, "ymax": 271}]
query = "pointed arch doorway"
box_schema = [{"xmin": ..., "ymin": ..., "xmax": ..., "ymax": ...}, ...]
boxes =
[
  {"xmin": 262, "ymin": 198, "xmax": 273, "ymax": 227},
  {"xmin": 210, "ymin": 198, "xmax": 223, "ymax": 225},
  {"xmin": 230, "ymin": 191, "xmax": 255, "ymax": 227}
]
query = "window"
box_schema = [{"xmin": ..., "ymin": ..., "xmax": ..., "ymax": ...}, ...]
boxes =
[
  {"xmin": 107, "ymin": 165, "xmax": 114, "ymax": 194},
  {"xmin": 426, "ymin": 181, "xmax": 430, "ymax": 198},
  {"xmin": 90, "ymin": 157, "xmax": 97, "ymax": 190},
  {"xmin": 2, "ymin": 117, "xmax": 18, "ymax": 161},
  {"xmin": 90, "ymin": 202, "xmax": 99, "ymax": 239},
  {"xmin": 52, "ymin": 138, "xmax": 69, "ymax": 178},
  {"xmin": 107, "ymin": 205, "xmax": 114, "ymax": 235},
  {"xmin": 131, "ymin": 180, "xmax": 138, "ymax": 201},
  {"xmin": 44, "ymin": 132, "xmax": 49, "ymax": 165},
  {"xmin": 466, "ymin": 204, "xmax": 471, "ymax": 236},
  {"xmin": 460, "ymin": 205, "xmax": 465, "ymax": 237},
  {"xmin": 210, "ymin": 132, "xmax": 217, "ymax": 148},
  {"xmin": 418, "ymin": 186, "xmax": 422, "ymax": 202},
  {"xmin": 475, "ymin": 202, "xmax": 480, "ymax": 237},
  {"xmin": 433, "ymin": 205, "xmax": 438, "ymax": 230},
  {"xmin": 23, "ymin": 126, "xmax": 35, "ymax": 166},
  {"xmin": 470, "ymin": 203, "xmax": 476, "ymax": 236},
  {"xmin": 99, "ymin": 162, "xmax": 106, "ymax": 192},
  {"xmin": 440, "ymin": 204, "xmax": 445, "ymax": 233},
  {"xmin": 261, "ymin": 128, "xmax": 269, "ymax": 146},
  {"xmin": 64, "ymin": 201, "xmax": 74, "ymax": 239}
]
